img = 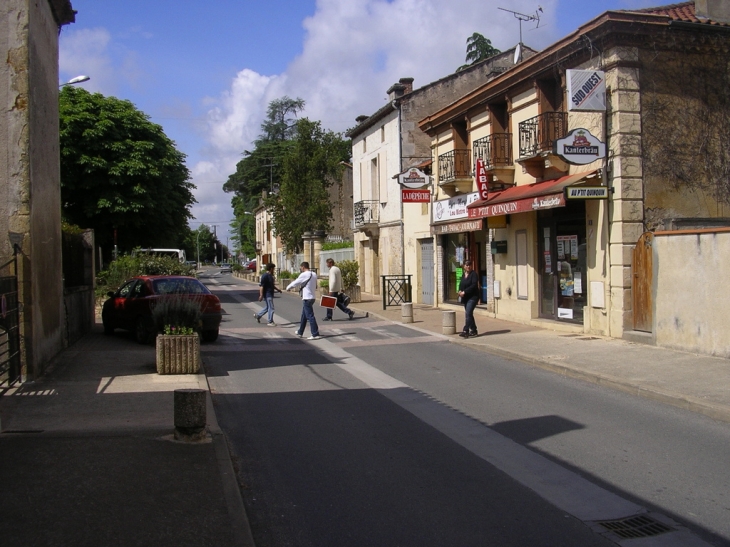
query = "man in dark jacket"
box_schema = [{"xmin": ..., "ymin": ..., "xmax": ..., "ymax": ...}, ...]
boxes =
[{"xmin": 457, "ymin": 260, "xmax": 479, "ymax": 338}]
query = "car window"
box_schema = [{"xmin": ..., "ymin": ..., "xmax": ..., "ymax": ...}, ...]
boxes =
[
  {"xmin": 118, "ymin": 280, "xmax": 137, "ymax": 298},
  {"xmin": 131, "ymin": 281, "xmax": 146, "ymax": 297},
  {"xmin": 152, "ymin": 278, "xmax": 211, "ymax": 295}
]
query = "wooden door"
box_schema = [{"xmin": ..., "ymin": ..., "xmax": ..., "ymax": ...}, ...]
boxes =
[{"xmin": 632, "ymin": 232, "xmax": 653, "ymax": 332}]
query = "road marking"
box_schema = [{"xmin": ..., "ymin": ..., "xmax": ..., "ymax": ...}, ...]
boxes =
[{"xmin": 306, "ymin": 338, "xmax": 711, "ymax": 546}]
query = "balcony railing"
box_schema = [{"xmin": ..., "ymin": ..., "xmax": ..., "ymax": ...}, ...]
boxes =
[
  {"xmin": 518, "ymin": 112, "xmax": 567, "ymax": 159},
  {"xmin": 473, "ymin": 133, "xmax": 513, "ymax": 169},
  {"xmin": 354, "ymin": 200, "xmax": 380, "ymax": 229},
  {"xmin": 438, "ymin": 149, "xmax": 471, "ymax": 184}
]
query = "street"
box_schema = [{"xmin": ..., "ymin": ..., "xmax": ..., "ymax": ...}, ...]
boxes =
[{"xmin": 201, "ymin": 272, "xmax": 730, "ymax": 547}]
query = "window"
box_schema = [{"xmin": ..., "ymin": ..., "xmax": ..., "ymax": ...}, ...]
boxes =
[
  {"xmin": 363, "ymin": 137, "xmax": 367, "ymax": 153},
  {"xmin": 371, "ymin": 157, "xmax": 379, "ymax": 202},
  {"xmin": 381, "ymin": 125, "xmax": 385, "ymax": 142}
]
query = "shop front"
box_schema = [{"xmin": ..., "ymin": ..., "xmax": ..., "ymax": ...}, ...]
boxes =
[
  {"xmin": 468, "ymin": 171, "xmax": 597, "ymax": 324},
  {"xmin": 431, "ymin": 193, "xmax": 486, "ymax": 305}
]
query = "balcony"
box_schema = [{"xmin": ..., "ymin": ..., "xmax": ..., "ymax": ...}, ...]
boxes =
[
  {"xmin": 473, "ymin": 133, "xmax": 515, "ymax": 188},
  {"xmin": 517, "ymin": 112, "xmax": 568, "ymax": 177},
  {"xmin": 354, "ymin": 200, "xmax": 380, "ymax": 238},
  {"xmin": 438, "ymin": 149, "xmax": 472, "ymax": 190}
]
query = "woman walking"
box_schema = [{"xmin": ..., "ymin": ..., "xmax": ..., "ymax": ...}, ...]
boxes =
[{"xmin": 457, "ymin": 260, "xmax": 480, "ymax": 338}]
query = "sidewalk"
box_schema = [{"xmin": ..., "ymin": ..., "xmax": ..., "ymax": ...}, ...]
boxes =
[
  {"xmin": 0, "ymin": 325, "xmax": 254, "ymax": 547},
  {"xmin": 350, "ymin": 292, "xmax": 730, "ymax": 424}
]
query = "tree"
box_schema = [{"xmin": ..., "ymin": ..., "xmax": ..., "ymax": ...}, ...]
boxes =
[
  {"xmin": 266, "ymin": 118, "xmax": 351, "ymax": 253},
  {"xmin": 59, "ymin": 87, "xmax": 195, "ymax": 258},
  {"xmin": 457, "ymin": 32, "xmax": 501, "ymax": 71},
  {"xmin": 182, "ymin": 225, "xmax": 220, "ymax": 263}
]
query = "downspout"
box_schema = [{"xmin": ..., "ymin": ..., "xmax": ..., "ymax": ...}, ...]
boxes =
[{"xmin": 394, "ymin": 99, "xmax": 405, "ymax": 275}]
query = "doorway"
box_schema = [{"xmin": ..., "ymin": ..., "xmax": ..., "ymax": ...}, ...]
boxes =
[{"xmin": 538, "ymin": 201, "xmax": 586, "ymax": 323}]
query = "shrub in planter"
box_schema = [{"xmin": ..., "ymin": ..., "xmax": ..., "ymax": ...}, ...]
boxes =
[
  {"xmin": 338, "ymin": 260, "xmax": 359, "ymax": 290},
  {"xmin": 151, "ymin": 295, "xmax": 203, "ymax": 374}
]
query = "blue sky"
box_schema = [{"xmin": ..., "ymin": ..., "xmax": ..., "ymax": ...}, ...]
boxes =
[{"xmin": 59, "ymin": 0, "xmax": 657, "ymax": 243}]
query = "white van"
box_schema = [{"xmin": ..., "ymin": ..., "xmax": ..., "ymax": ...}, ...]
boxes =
[{"xmin": 133, "ymin": 248, "xmax": 187, "ymax": 263}]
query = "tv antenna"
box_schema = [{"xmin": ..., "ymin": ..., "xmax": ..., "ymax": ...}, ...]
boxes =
[{"xmin": 498, "ymin": 6, "xmax": 543, "ymax": 44}]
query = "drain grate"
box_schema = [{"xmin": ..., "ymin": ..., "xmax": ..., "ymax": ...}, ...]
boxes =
[{"xmin": 597, "ymin": 515, "xmax": 674, "ymax": 539}]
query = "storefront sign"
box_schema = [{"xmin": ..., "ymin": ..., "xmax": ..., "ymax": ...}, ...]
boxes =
[
  {"xmin": 434, "ymin": 192, "xmax": 480, "ymax": 221},
  {"xmin": 402, "ymin": 188, "xmax": 430, "ymax": 203},
  {"xmin": 474, "ymin": 158, "xmax": 489, "ymax": 200},
  {"xmin": 565, "ymin": 186, "xmax": 609, "ymax": 199},
  {"xmin": 553, "ymin": 128, "xmax": 606, "ymax": 165},
  {"xmin": 487, "ymin": 215, "xmax": 508, "ymax": 229},
  {"xmin": 431, "ymin": 219, "xmax": 483, "ymax": 235},
  {"xmin": 469, "ymin": 192, "xmax": 566, "ymax": 218},
  {"xmin": 398, "ymin": 167, "xmax": 431, "ymax": 189},
  {"xmin": 567, "ymin": 70, "xmax": 606, "ymax": 111}
]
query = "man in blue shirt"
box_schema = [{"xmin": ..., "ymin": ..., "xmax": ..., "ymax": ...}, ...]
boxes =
[
  {"xmin": 254, "ymin": 263, "xmax": 282, "ymax": 326},
  {"xmin": 285, "ymin": 262, "xmax": 322, "ymax": 340}
]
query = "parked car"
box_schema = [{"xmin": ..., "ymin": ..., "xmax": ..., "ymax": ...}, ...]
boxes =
[
  {"xmin": 220, "ymin": 262, "xmax": 232, "ymax": 273},
  {"xmin": 246, "ymin": 260, "xmax": 257, "ymax": 271},
  {"xmin": 101, "ymin": 275, "xmax": 222, "ymax": 344}
]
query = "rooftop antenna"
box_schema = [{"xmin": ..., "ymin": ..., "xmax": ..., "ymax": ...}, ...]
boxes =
[{"xmin": 498, "ymin": 6, "xmax": 543, "ymax": 45}]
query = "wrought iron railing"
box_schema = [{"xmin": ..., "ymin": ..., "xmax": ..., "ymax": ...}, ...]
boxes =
[
  {"xmin": 518, "ymin": 112, "xmax": 567, "ymax": 159},
  {"xmin": 0, "ymin": 252, "xmax": 21, "ymax": 387},
  {"xmin": 381, "ymin": 275, "xmax": 412, "ymax": 309},
  {"xmin": 473, "ymin": 133, "xmax": 513, "ymax": 169},
  {"xmin": 354, "ymin": 200, "xmax": 379, "ymax": 229},
  {"xmin": 438, "ymin": 149, "xmax": 471, "ymax": 184}
]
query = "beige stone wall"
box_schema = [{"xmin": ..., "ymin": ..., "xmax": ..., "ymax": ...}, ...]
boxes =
[
  {"xmin": 1, "ymin": 0, "xmax": 71, "ymax": 378},
  {"xmin": 653, "ymin": 230, "xmax": 730, "ymax": 358}
]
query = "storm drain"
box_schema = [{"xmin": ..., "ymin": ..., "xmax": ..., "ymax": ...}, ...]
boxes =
[{"xmin": 596, "ymin": 515, "xmax": 674, "ymax": 539}]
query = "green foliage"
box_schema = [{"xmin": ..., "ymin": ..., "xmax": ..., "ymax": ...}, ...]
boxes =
[
  {"xmin": 151, "ymin": 295, "xmax": 202, "ymax": 334},
  {"xmin": 277, "ymin": 270, "xmax": 294, "ymax": 279},
  {"xmin": 458, "ymin": 32, "xmax": 501, "ymax": 71},
  {"xmin": 182, "ymin": 225, "xmax": 220, "ymax": 263},
  {"xmin": 322, "ymin": 241, "xmax": 354, "ymax": 250},
  {"xmin": 338, "ymin": 260, "xmax": 359, "ymax": 290},
  {"xmin": 319, "ymin": 279, "xmax": 329, "ymax": 289},
  {"xmin": 95, "ymin": 255, "xmax": 193, "ymax": 301},
  {"xmin": 59, "ymin": 87, "xmax": 195, "ymax": 260},
  {"xmin": 266, "ymin": 118, "xmax": 351, "ymax": 252}
]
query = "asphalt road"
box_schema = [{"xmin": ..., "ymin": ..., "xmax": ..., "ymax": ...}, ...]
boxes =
[{"xmin": 200, "ymin": 271, "xmax": 730, "ymax": 547}]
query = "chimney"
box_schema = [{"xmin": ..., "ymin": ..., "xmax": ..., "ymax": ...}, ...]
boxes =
[
  {"xmin": 386, "ymin": 77, "xmax": 414, "ymax": 101},
  {"xmin": 355, "ymin": 115, "xmax": 369, "ymax": 125},
  {"xmin": 696, "ymin": 0, "xmax": 730, "ymax": 23}
]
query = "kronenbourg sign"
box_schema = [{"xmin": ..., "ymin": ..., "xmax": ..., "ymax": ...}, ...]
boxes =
[
  {"xmin": 553, "ymin": 128, "xmax": 606, "ymax": 166},
  {"xmin": 398, "ymin": 168, "xmax": 431, "ymax": 189},
  {"xmin": 474, "ymin": 158, "xmax": 489, "ymax": 201},
  {"xmin": 567, "ymin": 70, "xmax": 606, "ymax": 111}
]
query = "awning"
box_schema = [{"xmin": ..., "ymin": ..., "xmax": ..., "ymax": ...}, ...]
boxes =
[{"xmin": 467, "ymin": 170, "xmax": 599, "ymax": 219}]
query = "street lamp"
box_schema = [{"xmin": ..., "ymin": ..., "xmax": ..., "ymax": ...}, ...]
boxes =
[{"xmin": 59, "ymin": 75, "xmax": 90, "ymax": 88}]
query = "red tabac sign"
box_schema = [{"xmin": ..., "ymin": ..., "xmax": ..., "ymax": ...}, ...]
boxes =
[
  {"xmin": 402, "ymin": 188, "xmax": 430, "ymax": 203},
  {"xmin": 475, "ymin": 158, "xmax": 489, "ymax": 201},
  {"xmin": 468, "ymin": 193, "xmax": 565, "ymax": 218}
]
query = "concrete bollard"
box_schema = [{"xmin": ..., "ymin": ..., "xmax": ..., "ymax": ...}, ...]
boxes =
[
  {"xmin": 174, "ymin": 388, "xmax": 207, "ymax": 442},
  {"xmin": 401, "ymin": 302, "xmax": 414, "ymax": 324},
  {"xmin": 442, "ymin": 310, "xmax": 457, "ymax": 335}
]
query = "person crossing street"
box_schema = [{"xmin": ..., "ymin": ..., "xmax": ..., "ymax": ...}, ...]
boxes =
[
  {"xmin": 254, "ymin": 263, "xmax": 282, "ymax": 326},
  {"xmin": 323, "ymin": 258, "xmax": 354, "ymax": 321},
  {"xmin": 285, "ymin": 262, "xmax": 322, "ymax": 340}
]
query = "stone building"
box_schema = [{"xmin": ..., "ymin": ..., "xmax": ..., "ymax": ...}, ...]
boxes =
[
  {"xmin": 1, "ymin": 0, "xmax": 76, "ymax": 382},
  {"xmin": 348, "ymin": 45, "xmax": 535, "ymax": 298},
  {"xmin": 419, "ymin": 1, "xmax": 730, "ymax": 339}
]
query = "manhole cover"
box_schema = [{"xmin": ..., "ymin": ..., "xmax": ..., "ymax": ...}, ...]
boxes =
[{"xmin": 596, "ymin": 515, "xmax": 673, "ymax": 539}]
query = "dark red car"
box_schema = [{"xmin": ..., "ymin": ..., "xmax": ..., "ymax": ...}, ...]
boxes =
[
  {"xmin": 246, "ymin": 259, "xmax": 257, "ymax": 271},
  {"xmin": 101, "ymin": 275, "xmax": 222, "ymax": 343}
]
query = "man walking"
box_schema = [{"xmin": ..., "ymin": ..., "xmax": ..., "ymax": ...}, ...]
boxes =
[
  {"xmin": 254, "ymin": 263, "xmax": 282, "ymax": 326},
  {"xmin": 285, "ymin": 262, "xmax": 322, "ymax": 340},
  {"xmin": 323, "ymin": 258, "xmax": 354, "ymax": 321}
]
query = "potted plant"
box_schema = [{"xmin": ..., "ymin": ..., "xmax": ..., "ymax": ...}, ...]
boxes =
[{"xmin": 151, "ymin": 295, "xmax": 203, "ymax": 374}]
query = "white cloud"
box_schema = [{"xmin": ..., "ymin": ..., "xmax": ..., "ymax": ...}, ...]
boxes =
[{"xmin": 195, "ymin": 0, "xmax": 560, "ymax": 240}]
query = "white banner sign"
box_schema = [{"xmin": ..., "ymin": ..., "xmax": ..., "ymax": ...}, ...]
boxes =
[
  {"xmin": 567, "ymin": 70, "xmax": 606, "ymax": 111},
  {"xmin": 433, "ymin": 192, "xmax": 479, "ymax": 222}
]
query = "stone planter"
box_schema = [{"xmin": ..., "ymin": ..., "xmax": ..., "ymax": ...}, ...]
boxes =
[
  {"xmin": 156, "ymin": 334, "xmax": 201, "ymax": 374},
  {"xmin": 343, "ymin": 285, "xmax": 361, "ymax": 303}
]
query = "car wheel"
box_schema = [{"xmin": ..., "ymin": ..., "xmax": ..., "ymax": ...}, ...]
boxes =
[
  {"xmin": 134, "ymin": 317, "xmax": 149, "ymax": 345},
  {"xmin": 201, "ymin": 329, "xmax": 219, "ymax": 343}
]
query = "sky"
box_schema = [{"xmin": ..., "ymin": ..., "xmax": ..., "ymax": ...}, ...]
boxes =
[{"xmin": 59, "ymin": 0, "xmax": 658, "ymax": 245}]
